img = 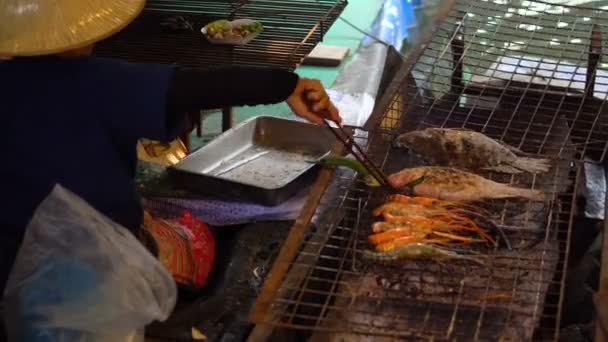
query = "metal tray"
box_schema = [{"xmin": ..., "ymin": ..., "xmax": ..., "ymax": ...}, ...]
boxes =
[{"xmin": 168, "ymin": 116, "xmax": 336, "ymax": 206}]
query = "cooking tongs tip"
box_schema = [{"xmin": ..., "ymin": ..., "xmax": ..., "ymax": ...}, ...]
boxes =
[{"xmin": 323, "ymin": 119, "xmax": 395, "ymax": 191}]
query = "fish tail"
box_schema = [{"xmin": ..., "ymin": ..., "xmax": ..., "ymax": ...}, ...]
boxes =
[
  {"xmin": 505, "ymin": 186, "xmax": 546, "ymax": 202},
  {"xmin": 513, "ymin": 157, "xmax": 552, "ymax": 174}
]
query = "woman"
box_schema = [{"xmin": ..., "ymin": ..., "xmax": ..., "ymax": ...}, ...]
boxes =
[{"xmin": 0, "ymin": 0, "xmax": 341, "ymax": 292}]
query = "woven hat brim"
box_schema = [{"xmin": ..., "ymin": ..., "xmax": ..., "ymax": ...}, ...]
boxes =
[{"xmin": 0, "ymin": 0, "xmax": 145, "ymax": 56}]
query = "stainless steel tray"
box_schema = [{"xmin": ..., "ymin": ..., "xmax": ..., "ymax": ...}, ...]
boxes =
[{"xmin": 168, "ymin": 116, "xmax": 336, "ymax": 205}]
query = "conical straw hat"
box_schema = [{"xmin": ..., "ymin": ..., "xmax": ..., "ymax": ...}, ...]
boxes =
[{"xmin": 0, "ymin": 0, "xmax": 145, "ymax": 56}]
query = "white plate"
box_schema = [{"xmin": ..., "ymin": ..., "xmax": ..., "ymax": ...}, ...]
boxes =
[{"xmin": 201, "ymin": 19, "xmax": 262, "ymax": 46}]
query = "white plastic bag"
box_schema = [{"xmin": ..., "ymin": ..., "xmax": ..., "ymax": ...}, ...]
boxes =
[{"xmin": 3, "ymin": 185, "xmax": 177, "ymax": 342}]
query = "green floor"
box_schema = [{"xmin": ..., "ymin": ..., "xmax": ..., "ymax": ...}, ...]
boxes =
[{"xmin": 190, "ymin": 0, "xmax": 385, "ymax": 148}]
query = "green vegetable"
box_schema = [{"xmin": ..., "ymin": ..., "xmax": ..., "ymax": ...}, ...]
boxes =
[
  {"xmin": 315, "ymin": 154, "xmax": 381, "ymax": 187},
  {"xmin": 315, "ymin": 154, "xmax": 426, "ymax": 189},
  {"xmin": 205, "ymin": 20, "xmax": 263, "ymax": 36},
  {"xmin": 240, "ymin": 22, "xmax": 263, "ymax": 33},
  {"xmin": 206, "ymin": 19, "xmax": 230, "ymax": 32},
  {"xmin": 405, "ymin": 176, "xmax": 425, "ymax": 188}
]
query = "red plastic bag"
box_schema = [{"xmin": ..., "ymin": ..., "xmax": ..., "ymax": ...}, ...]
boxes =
[{"xmin": 142, "ymin": 211, "xmax": 215, "ymax": 289}]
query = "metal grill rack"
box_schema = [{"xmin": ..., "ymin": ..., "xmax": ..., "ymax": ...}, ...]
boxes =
[
  {"xmin": 250, "ymin": 0, "xmax": 608, "ymax": 340},
  {"xmin": 94, "ymin": 0, "xmax": 347, "ymax": 70}
]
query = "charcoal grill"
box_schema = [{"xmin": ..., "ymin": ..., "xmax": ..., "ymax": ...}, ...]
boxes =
[{"xmin": 249, "ymin": 0, "xmax": 608, "ymax": 340}]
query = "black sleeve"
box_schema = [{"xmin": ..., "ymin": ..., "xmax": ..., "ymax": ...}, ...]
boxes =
[{"xmin": 166, "ymin": 66, "xmax": 299, "ymax": 115}]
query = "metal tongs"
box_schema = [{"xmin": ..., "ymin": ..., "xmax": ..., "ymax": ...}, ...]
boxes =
[{"xmin": 323, "ymin": 119, "xmax": 394, "ymax": 191}]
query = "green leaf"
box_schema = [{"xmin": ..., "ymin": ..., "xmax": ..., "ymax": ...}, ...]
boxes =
[
  {"xmin": 316, "ymin": 154, "xmax": 382, "ymax": 187},
  {"xmin": 316, "ymin": 154, "xmax": 370, "ymax": 176},
  {"xmin": 206, "ymin": 19, "xmax": 230, "ymax": 31},
  {"xmin": 364, "ymin": 175, "xmax": 381, "ymax": 187},
  {"xmin": 405, "ymin": 176, "xmax": 425, "ymax": 188}
]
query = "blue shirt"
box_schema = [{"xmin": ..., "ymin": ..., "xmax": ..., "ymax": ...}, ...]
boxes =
[{"xmin": 0, "ymin": 56, "xmax": 181, "ymax": 246}]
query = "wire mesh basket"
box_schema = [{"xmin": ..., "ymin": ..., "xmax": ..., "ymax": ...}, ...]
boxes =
[{"xmin": 94, "ymin": 0, "xmax": 347, "ymax": 70}]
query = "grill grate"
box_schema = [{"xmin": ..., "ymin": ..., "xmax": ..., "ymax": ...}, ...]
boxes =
[
  {"xmin": 399, "ymin": 0, "xmax": 608, "ymax": 162},
  {"xmin": 250, "ymin": 0, "xmax": 608, "ymax": 340},
  {"xmin": 94, "ymin": 0, "xmax": 347, "ymax": 70}
]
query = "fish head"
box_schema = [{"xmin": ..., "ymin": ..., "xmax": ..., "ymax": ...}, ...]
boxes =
[
  {"xmin": 387, "ymin": 168, "xmax": 426, "ymax": 188},
  {"xmin": 393, "ymin": 130, "xmax": 433, "ymax": 150}
]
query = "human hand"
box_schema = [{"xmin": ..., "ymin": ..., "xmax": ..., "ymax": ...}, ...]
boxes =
[{"xmin": 286, "ymin": 78, "xmax": 341, "ymax": 125}]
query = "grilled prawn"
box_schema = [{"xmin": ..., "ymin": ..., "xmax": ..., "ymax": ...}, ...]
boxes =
[{"xmin": 363, "ymin": 243, "xmax": 487, "ymax": 266}]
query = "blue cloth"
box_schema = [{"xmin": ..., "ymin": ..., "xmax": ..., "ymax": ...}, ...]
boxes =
[{"xmin": 0, "ymin": 56, "xmax": 180, "ymax": 289}]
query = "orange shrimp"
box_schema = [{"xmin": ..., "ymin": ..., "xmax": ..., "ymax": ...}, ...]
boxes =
[
  {"xmin": 370, "ymin": 221, "xmax": 482, "ymax": 249},
  {"xmin": 372, "ymin": 202, "xmax": 422, "ymax": 217},
  {"xmin": 372, "ymin": 221, "xmax": 412, "ymax": 233},
  {"xmin": 382, "ymin": 213, "xmax": 495, "ymax": 245},
  {"xmin": 368, "ymin": 228, "xmax": 413, "ymax": 245},
  {"xmin": 375, "ymin": 235, "xmax": 428, "ymax": 252},
  {"xmin": 382, "ymin": 213, "xmax": 433, "ymax": 223},
  {"xmin": 371, "ymin": 195, "xmax": 499, "ymax": 249},
  {"xmin": 373, "ymin": 201, "xmax": 451, "ymax": 217},
  {"xmin": 428, "ymin": 218, "xmax": 496, "ymax": 245},
  {"xmin": 387, "ymin": 194, "xmax": 448, "ymax": 206},
  {"xmin": 386, "ymin": 194, "xmax": 491, "ymax": 215},
  {"xmin": 374, "ymin": 202, "xmax": 490, "ymax": 226},
  {"xmin": 386, "ymin": 212, "xmax": 479, "ymax": 231}
]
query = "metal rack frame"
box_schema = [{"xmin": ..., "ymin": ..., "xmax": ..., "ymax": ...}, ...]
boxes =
[{"xmin": 95, "ymin": 0, "xmax": 347, "ymax": 70}]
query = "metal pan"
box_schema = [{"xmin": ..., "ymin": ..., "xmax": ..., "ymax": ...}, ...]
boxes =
[{"xmin": 168, "ymin": 116, "xmax": 336, "ymax": 206}]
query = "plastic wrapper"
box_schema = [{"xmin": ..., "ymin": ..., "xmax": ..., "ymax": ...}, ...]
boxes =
[
  {"xmin": 142, "ymin": 211, "xmax": 215, "ymax": 289},
  {"xmin": 3, "ymin": 185, "xmax": 177, "ymax": 342}
]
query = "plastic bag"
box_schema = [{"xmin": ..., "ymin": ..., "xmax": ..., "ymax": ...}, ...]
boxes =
[
  {"xmin": 142, "ymin": 211, "xmax": 215, "ymax": 289},
  {"xmin": 2, "ymin": 185, "xmax": 177, "ymax": 342}
]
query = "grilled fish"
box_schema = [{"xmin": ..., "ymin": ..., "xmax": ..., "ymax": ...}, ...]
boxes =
[
  {"xmin": 393, "ymin": 128, "xmax": 551, "ymax": 174},
  {"xmin": 388, "ymin": 166, "xmax": 545, "ymax": 202}
]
